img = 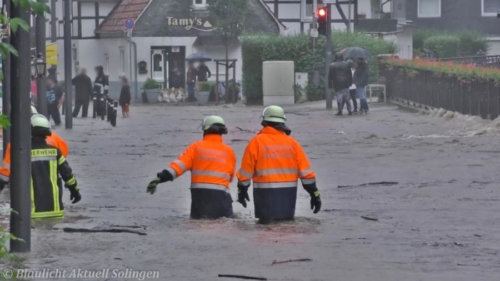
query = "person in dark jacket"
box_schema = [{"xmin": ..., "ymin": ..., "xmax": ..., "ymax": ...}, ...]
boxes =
[
  {"xmin": 186, "ymin": 62, "xmax": 197, "ymax": 102},
  {"xmin": 93, "ymin": 66, "xmax": 109, "ymax": 97},
  {"xmin": 119, "ymin": 77, "xmax": 131, "ymax": 118},
  {"xmin": 47, "ymin": 66, "xmax": 58, "ymax": 84},
  {"xmin": 328, "ymin": 53, "xmax": 353, "ymax": 116},
  {"xmin": 196, "ymin": 61, "xmax": 211, "ymax": 82},
  {"xmin": 354, "ymin": 58, "xmax": 370, "ymax": 114},
  {"xmin": 72, "ymin": 68, "xmax": 93, "ymax": 118}
]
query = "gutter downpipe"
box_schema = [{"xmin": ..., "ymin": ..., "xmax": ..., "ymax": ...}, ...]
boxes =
[{"xmin": 123, "ymin": 32, "xmax": 139, "ymax": 102}]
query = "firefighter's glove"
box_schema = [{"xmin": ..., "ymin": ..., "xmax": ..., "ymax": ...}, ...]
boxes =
[
  {"xmin": 147, "ymin": 170, "xmax": 174, "ymax": 195},
  {"xmin": 304, "ymin": 184, "xmax": 321, "ymax": 214},
  {"xmin": 310, "ymin": 190, "xmax": 322, "ymax": 214},
  {"xmin": 237, "ymin": 183, "xmax": 250, "ymax": 208},
  {"xmin": 147, "ymin": 178, "xmax": 160, "ymax": 195},
  {"xmin": 65, "ymin": 182, "xmax": 81, "ymax": 204}
]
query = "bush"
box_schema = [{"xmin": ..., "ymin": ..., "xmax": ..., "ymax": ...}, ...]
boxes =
[
  {"xmin": 242, "ymin": 32, "xmax": 396, "ymax": 104},
  {"xmin": 198, "ymin": 81, "xmax": 213, "ymax": 92},
  {"xmin": 456, "ymin": 30, "xmax": 488, "ymax": 56},
  {"xmin": 414, "ymin": 29, "xmax": 489, "ymax": 58},
  {"xmin": 144, "ymin": 78, "xmax": 160, "ymax": 89},
  {"xmin": 424, "ymin": 35, "xmax": 461, "ymax": 58}
]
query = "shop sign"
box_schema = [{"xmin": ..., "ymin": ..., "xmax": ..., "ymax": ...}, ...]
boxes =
[{"xmin": 166, "ymin": 17, "xmax": 216, "ymax": 32}]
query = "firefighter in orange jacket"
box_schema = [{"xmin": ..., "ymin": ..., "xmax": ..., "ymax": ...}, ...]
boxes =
[
  {"xmin": 0, "ymin": 106, "xmax": 70, "ymax": 191},
  {"xmin": 236, "ymin": 105, "xmax": 321, "ymax": 222},
  {"xmin": 147, "ymin": 116, "xmax": 236, "ymax": 219}
]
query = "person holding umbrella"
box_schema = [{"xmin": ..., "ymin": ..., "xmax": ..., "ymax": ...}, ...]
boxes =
[
  {"xmin": 354, "ymin": 58, "xmax": 370, "ymax": 114},
  {"xmin": 186, "ymin": 62, "xmax": 197, "ymax": 102}
]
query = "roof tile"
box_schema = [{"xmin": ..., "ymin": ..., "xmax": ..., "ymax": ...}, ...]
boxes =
[{"xmin": 97, "ymin": 0, "xmax": 150, "ymax": 33}]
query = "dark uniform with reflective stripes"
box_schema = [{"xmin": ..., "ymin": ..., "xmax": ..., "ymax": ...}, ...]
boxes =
[{"xmin": 30, "ymin": 139, "xmax": 77, "ymax": 218}]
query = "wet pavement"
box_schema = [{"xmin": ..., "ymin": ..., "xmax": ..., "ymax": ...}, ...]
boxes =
[{"xmin": 3, "ymin": 102, "xmax": 500, "ymax": 280}]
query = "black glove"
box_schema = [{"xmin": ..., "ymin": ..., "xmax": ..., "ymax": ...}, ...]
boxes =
[
  {"xmin": 65, "ymin": 182, "xmax": 81, "ymax": 204},
  {"xmin": 304, "ymin": 184, "xmax": 321, "ymax": 214},
  {"xmin": 309, "ymin": 190, "xmax": 321, "ymax": 214},
  {"xmin": 237, "ymin": 183, "xmax": 250, "ymax": 208},
  {"xmin": 147, "ymin": 170, "xmax": 174, "ymax": 195}
]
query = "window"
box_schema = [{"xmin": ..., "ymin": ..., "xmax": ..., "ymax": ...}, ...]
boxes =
[
  {"xmin": 482, "ymin": 0, "xmax": 500, "ymax": 16},
  {"xmin": 119, "ymin": 46, "xmax": 125, "ymax": 75},
  {"xmin": 418, "ymin": 0, "xmax": 441, "ymax": 18},
  {"xmin": 193, "ymin": 0, "xmax": 207, "ymax": 8},
  {"xmin": 302, "ymin": 0, "xmax": 315, "ymax": 21}
]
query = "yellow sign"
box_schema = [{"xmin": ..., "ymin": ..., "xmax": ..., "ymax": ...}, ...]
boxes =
[{"xmin": 46, "ymin": 43, "xmax": 58, "ymax": 65}]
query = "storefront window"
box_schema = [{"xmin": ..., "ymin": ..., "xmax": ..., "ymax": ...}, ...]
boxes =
[
  {"xmin": 193, "ymin": 0, "xmax": 207, "ymax": 8},
  {"xmin": 153, "ymin": 54, "xmax": 162, "ymax": 72}
]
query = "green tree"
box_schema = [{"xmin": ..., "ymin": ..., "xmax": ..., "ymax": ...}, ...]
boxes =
[
  {"xmin": 0, "ymin": 0, "xmax": 50, "ymax": 128},
  {"xmin": 207, "ymin": 0, "xmax": 247, "ymax": 102}
]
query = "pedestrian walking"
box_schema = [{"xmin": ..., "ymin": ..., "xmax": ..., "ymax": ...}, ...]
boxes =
[
  {"xmin": 119, "ymin": 77, "xmax": 131, "ymax": 118},
  {"xmin": 0, "ymin": 114, "xmax": 81, "ymax": 218},
  {"xmin": 72, "ymin": 68, "xmax": 93, "ymax": 118},
  {"xmin": 354, "ymin": 58, "xmax": 370, "ymax": 114},
  {"xmin": 186, "ymin": 62, "xmax": 197, "ymax": 102},
  {"xmin": 236, "ymin": 106, "xmax": 322, "ymax": 223},
  {"xmin": 146, "ymin": 116, "xmax": 236, "ymax": 219},
  {"xmin": 349, "ymin": 66, "xmax": 358, "ymax": 113},
  {"xmin": 46, "ymin": 77, "xmax": 63, "ymax": 126},
  {"xmin": 329, "ymin": 53, "xmax": 353, "ymax": 116},
  {"xmin": 94, "ymin": 66, "xmax": 109, "ymax": 97},
  {"xmin": 196, "ymin": 61, "xmax": 211, "ymax": 82},
  {"xmin": 47, "ymin": 65, "xmax": 58, "ymax": 84}
]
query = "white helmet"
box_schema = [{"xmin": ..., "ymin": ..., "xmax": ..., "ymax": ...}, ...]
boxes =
[
  {"xmin": 31, "ymin": 105, "xmax": 38, "ymax": 114},
  {"xmin": 262, "ymin": 105, "xmax": 286, "ymax": 123},
  {"xmin": 31, "ymin": 114, "xmax": 51, "ymax": 129},
  {"xmin": 202, "ymin": 115, "xmax": 226, "ymax": 131}
]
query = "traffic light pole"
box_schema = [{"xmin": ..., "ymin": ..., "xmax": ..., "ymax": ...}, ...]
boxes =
[
  {"xmin": 10, "ymin": 0, "xmax": 32, "ymax": 253},
  {"xmin": 325, "ymin": 4, "xmax": 333, "ymax": 109}
]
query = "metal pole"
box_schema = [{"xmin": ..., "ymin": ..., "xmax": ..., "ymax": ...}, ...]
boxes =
[
  {"xmin": 348, "ymin": 0, "xmax": 352, "ymax": 33},
  {"xmin": 36, "ymin": 0, "xmax": 47, "ymax": 117},
  {"xmin": 50, "ymin": 0, "xmax": 57, "ymax": 43},
  {"xmin": 325, "ymin": 4, "xmax": 333, "ymax": 109},
  {"xmin": 2, "ymin": 0, "xmax": 11, "ymax": 155},
  {"xmin": 64, "ymin": 0, "xmax": 72, "ymax": 129},
  {"xmin": 10, "ymin": 0, "xmax": 32, "ymax": 253},
  {"xmin": 312, "ymin": 0, "xmax": 318, "ymax": 51}
]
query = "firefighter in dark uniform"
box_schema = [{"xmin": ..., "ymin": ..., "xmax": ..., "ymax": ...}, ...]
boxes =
[
  {"xmin": 93, "ymin": 66, "xmax": 109, "ymax": 119},
  {"xmin": 1, "ymin": 114, "xmax": 82, "ymax": 218}
]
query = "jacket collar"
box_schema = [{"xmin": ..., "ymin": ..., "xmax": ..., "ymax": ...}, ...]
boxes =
[
  {"xmin": 203, "ymin": 134, "xmax": 223, "ymax": 142},
  {"xmin": 259, "ymin": 126, "xmax": 285, "ymax": 135}
]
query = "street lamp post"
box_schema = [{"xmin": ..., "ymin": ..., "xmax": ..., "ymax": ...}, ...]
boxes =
[
  {"xmin": 10, "ymin": 0, "xmax": 32, "ymax": 253},
  {"xmin": 36, "ymin": 0, "xmax": 47, "ymax": 117}
]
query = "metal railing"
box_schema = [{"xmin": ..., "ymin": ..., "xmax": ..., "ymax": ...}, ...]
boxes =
[
  {"xmin": 436, "ymin": 55, "xmax": 500, "ymax": 68},
  {"xmin": 380, "ymin": 65, "xmax": 500, "ymax": 120}
]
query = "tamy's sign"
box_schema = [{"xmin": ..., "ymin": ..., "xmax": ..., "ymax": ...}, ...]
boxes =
[{"xmin": 166, "ymin": 17, "xmax": 216, "ymax": 32}]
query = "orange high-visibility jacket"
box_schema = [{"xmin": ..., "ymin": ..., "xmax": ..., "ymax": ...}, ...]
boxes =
[
  {"xmin": 166, "ymin": 134, "xmax": 236, "ymax": 192},
  {"xmin": 0, "ymin": 132, "xmax": 69, "ymax": 181},
  {"xmin": 236, "ymin": 126, "xmax": 316, "ymax": 188}
]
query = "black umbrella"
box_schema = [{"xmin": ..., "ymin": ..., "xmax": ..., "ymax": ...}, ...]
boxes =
[
  {"xmin": 185, "ymin": 53, "xmax": 212, "ymax": 62},
  {"xmin": 340, "ymin": 47, "xmax": 371, "ymax": 60}
]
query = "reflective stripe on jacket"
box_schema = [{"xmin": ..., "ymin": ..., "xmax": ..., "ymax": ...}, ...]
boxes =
[
  {"xmin": 0, "ymin": 132, "xmax": 69, "ymax": 180},
  {"xmin": 236, "ymin": 126, "xmax": 316, "ymax": 188},
  {"xmin": 166, "ymin": 134, "xmax": 236, "ymax": 191}
]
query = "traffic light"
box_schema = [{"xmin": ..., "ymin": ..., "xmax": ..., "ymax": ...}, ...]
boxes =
[{"xmin": 317, "ymin": 7, "xmax": 327, "ymax": 36}]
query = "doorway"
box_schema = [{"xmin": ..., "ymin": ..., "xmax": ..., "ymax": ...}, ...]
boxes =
[{"xmin": 167, "ymin": 46, "xmax": 186, "ymax": 89}]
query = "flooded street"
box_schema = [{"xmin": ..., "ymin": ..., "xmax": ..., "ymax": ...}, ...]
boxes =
[{"xmin": 9, "ymin": 102, "xmax": 500, "ymax": 280}]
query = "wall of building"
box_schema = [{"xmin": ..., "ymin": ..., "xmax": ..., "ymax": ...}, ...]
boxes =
[{"xmin": 265, "ymin": 0, "xmax": 373, "ymax": 35}]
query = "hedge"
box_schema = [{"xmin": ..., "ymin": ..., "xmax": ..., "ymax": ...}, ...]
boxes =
[
  {"xmin": 414, "ymin": 29, "xmax": 488, "ymax": 58},
  {"xmin": 424, "ymin": 35, "xmax": 461, "ymax": 58},
  {"xmin": 241, "ymin": 32, "xmax": 396, "ymax": 104}
]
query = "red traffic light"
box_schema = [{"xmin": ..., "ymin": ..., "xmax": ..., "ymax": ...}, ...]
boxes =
[{"xmin": 317, "ymin": 7, "xmax": 327, "ymax": 18}]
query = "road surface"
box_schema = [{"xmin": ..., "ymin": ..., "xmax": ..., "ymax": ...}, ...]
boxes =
[{"xmin": 4, "ymin": 102, "xmax": 500, "ymax": 281}]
